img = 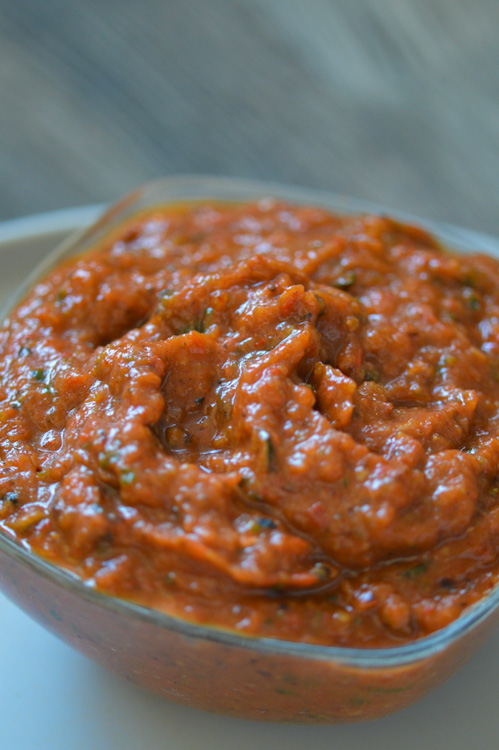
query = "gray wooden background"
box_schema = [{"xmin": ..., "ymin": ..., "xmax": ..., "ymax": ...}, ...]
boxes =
[{"xmin": 0, "ymin": 0, "xmax": 498, "ymax": 233}]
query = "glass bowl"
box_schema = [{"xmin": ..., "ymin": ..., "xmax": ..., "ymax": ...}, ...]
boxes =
[{"xmin": 1, "ymin": 175, "xmax": 499, "ymax": 724}]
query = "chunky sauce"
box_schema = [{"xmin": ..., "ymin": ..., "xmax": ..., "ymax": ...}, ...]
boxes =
[{"xmin": 1, "ymin": 200, "xmax": 499, "ymax": 647}]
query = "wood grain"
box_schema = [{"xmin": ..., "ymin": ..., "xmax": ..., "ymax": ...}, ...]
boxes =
[{"xmin": 0, "ymin": 0, "xmax": 498, "ymax": 233}]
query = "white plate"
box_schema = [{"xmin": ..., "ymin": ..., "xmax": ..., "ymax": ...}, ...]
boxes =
[{"xmin": 0, "ymin": 208, "xmax": 498, "ymax": 748}]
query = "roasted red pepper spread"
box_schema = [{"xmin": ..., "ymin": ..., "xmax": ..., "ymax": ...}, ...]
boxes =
[{"xmin": 1, "ymin": 200, "xmax": 499, "ymax": 647}]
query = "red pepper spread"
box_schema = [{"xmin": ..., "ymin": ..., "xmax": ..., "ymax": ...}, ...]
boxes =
[{"xmin": 1, "ymin": 200, "xmax": 499, "ymax": 647}]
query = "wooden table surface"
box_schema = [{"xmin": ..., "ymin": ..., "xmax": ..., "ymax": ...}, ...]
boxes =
[{"xmin": 0, "ymin": 0, "xmax": 498, "ymax": 234}]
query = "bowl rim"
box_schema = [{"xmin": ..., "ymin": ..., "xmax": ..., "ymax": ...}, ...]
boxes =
[{"xmin": 2, "ymin": 173, "xmax": 499, "ymax": 668}]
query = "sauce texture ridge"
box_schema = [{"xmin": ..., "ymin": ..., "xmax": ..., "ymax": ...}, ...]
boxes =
[{"xmin": 1, "ymin": 200, "xmax": 499, "ymax": 648}]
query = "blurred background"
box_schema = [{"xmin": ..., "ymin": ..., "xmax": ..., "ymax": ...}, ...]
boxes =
[{"xmin": 1, "ymin": 0, "xmax": 498, "ymax": 232}]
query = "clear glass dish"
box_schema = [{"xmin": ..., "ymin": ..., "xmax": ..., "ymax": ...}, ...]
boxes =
[{"xmin": 1, "ymin": 175, "xmax": 499, "ymax": 723}]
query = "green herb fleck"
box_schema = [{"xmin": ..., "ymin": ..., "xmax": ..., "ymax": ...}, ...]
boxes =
[
  {"xmin": 349, "ymin": 696, "xmax": 370, "ymax": 707},
  {"xmin": 98, "ymin": 451, "xmax": 118, "ymax": 471},
  {"xmin": 365, "ymin": 367, "xmax": 381, "ymax": 382},
  {"xmin": 261, "ymin": 432, "xmax": 276, "ymax": 471},
  {"xmin": 247, "ymin": 489, "xmax": 264, "ymax": 502},
  {"xmin": 403, "ymin": 562, "xmax": 428, "ymax": 579},
  {"xmin": 238, "ymin": 476, "xmax": 264, "ymax": 502},
  {"xmin": 462, "ymin": 271, "xmax": 479, "ymax": 289},
  {"xmin": 256, "ymin": 517, "xmax": 278, "ymax": 531},
  {"xmin": 196, "ymin": 307, "xmax": 214, "ymax": 333},
  {"xmin": 30, "ymin": 369, "xmax": 55, "ymax": 394},
  {"xmin": 357, "ymin": 366, "xmax": 367, "ymax": 381},
  {"xmin": 313, "ymin": 293, "xmax": 326, "ymax": 316},
  {"xmin": 32, "ymin": 369, "xmax": 46, "ymax": 382},
  {"xmin": 179, "ymin": 307, "xmax": 215, "ymax": 335},
  {"xmin": 164, "ymin": 572, "xmax": 177, "ymax": 587},
  {"xmin": 334, "ymin": 271, "xmax": 356, "ymax": 290},
  {"xmin": 120, "ymin": 470, "xmax": 135, "ymax": 486},
  {"xmin": 467, "ymin": 294, "xmax": 480, "ymax": 311},
  {"xmin": 96, "ymin": 535, "xmax": 113, "ymax": 555},
  {"xmin": 312, "ymin": 562, "xmax": 331, "ymax": 581},
  {"xmin": 1, "ymin": 492, "xmax": 18, "ymax": 505}
]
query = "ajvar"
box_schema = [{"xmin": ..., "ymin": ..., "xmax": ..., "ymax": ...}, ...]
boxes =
[{"xmin": 1, "ymin": 200, "xmax": 499, "ymax": 648}]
